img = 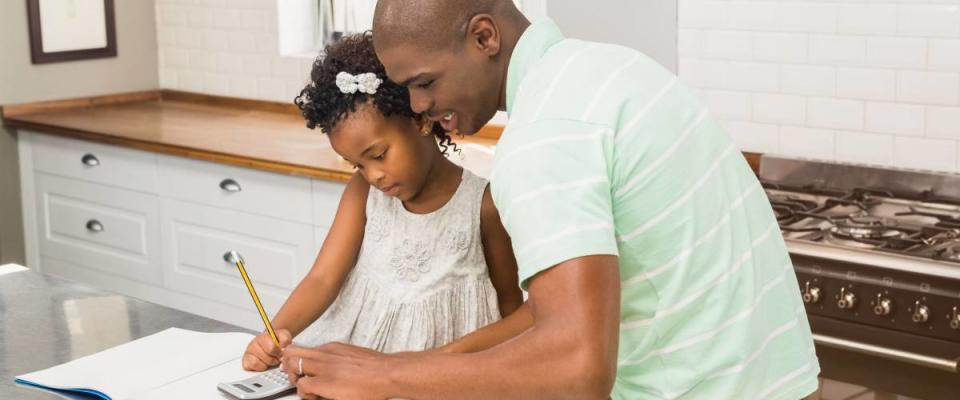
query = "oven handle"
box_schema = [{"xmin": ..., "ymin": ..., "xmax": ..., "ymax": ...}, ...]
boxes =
[{"xmin": 813, "ymin": 334, "xmax": 959, "ymax": 373}]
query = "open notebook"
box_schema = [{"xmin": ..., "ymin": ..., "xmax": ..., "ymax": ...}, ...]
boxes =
[{"xmin": 14, "ymin": 328, "xmax": 299, "ymax": 400}]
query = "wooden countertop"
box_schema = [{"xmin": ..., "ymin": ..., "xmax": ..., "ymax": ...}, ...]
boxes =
[
  {"xmin": 1, "ymin": 90, "xmax": 760, "ymax": 181},
  {"xmin": 1, "ymin": 90, "xmax": 500, "ymax": 182}
]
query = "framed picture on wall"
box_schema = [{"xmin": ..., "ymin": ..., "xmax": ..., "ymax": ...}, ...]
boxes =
[{"xmin": 26, "ymin": 0, "xmax": 117, "ymax": 64}]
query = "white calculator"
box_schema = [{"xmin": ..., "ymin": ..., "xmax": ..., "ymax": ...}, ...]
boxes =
[{"xmin": 217, "ymin": 368, "xmax": 296, "ymax": 399}]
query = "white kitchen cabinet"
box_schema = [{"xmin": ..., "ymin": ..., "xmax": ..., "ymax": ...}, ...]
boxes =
[
  {"xmin": 160, "ymin": 198, "xmax": 314, "ymax": 313},
  {"xmin": 19, "ymin": 130, "xmax": 348, "ymax": 331},
  {"xmin": 30, "ymin": 132, "xmax": 159, "ymax": 193},
  {"xmin": 158, "ymin": 155, "xmax": 313, "ymax": 224},
  {"xmin": 34, "ymin": 173, "xmax": 162, "ymax": 284}
]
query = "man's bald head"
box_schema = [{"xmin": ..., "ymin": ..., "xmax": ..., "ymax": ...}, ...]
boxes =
[
  {"xmin": 371, "ymin": 0, "xmax": 530, "ymax": 135},
  {"xmin": 373, "ymin": 0, "xmax": 523, "ymax": 51}
]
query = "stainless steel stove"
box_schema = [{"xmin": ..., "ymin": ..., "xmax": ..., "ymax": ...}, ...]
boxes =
[{"xmin": 759, "ymin": 156, "xmax": 960, "ymax": 399}]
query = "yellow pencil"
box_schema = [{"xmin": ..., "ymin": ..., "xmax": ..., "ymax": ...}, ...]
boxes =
[{"xmin": 226, "ymin": 251, "xmax": 281, "ymax": 348}]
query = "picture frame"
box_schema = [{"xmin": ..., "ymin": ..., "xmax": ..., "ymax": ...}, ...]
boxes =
[{"xmin": 25, "ymin": 0, "xmax": 117, "ymax": 64}]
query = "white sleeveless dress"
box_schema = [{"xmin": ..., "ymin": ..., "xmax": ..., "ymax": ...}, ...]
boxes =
[{"xmin": 301, "ymin": 169, "xmax": 502, "ymax": 353}]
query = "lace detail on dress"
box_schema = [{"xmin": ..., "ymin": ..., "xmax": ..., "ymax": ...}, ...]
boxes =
[
  {"xmin": 390, "ymin": 238, "xmax": 432, "ymax": 281},
  {"xmin": 442, "ymin": 228, "xmax": 470, "ymax": 255}
]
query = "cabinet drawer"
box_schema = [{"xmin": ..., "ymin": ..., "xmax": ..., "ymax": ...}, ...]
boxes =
[
  {"xmin": 161, "ymin": 199, "xmax": 315, "ymax": 312},
  {"xmin": 311, "ymin": 179, "xmax": 346, "ymax": 228},
  {"xmin": 35, "ymin": 173, "xmax": 161, "ymax": 283},
  {"xmin": 29, "ymin": 132, "xmax": 158, "ymax": 193},
  {"xmin": 158, "ymin": 155, "xmax": 312, "ymax": 223}
]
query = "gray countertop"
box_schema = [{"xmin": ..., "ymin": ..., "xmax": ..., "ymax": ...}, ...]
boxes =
[{"xmin": 0, "ymin": 265, "xmax": 251, "ymax": 399}]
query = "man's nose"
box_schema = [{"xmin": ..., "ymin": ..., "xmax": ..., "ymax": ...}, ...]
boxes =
[{"xmin": 409, "ymin": 91, "xmax": 432, "ymax": 114}]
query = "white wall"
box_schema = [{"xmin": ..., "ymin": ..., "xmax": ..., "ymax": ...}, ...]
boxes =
[
  {"xmin": 549, "ymin": 0, "xmax": 678, "ymax": 72},
  {"xmin": 679, "ymin": 0, "xmax": 960, "ymax": 173}
]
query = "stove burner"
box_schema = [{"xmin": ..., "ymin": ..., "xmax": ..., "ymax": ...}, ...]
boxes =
[
  {"xmin": 769, "ymin": 195, "xmax": 819, "ymax": 225},
  {"xmin": 934, "ymin": 243, "xmax": 960, "ymax": 262},
  {"xmin": 830, "ymin": 216, "xmax": 904, "ymax": 240}
]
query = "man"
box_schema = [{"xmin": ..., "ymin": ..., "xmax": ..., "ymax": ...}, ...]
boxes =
[{"xmin": 281, "ymin": 1, "xmax": 820, "ymax": 398}]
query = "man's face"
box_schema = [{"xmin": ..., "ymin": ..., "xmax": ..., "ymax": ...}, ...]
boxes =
[{"xmin": 376, "ymin": 41, "xmax": 502, "ymax": 136}]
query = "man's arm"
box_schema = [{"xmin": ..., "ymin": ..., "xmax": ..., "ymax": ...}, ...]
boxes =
[{"xmin": 286, "ymin": 255, "xmax": 620, "ymax": 400}]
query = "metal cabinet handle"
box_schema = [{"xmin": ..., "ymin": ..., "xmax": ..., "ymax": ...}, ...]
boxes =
[
  {"xmin": 223, "ymin": 250, "xmax": 244, "ymax": 264},
  {"xmin": 85, "ymin": 219, "xmax": 104, "ymax": 233},
  {"xmin": 81, "ymin": 153, "xmax": 100, "ymax": 167},
  {"xmin": 813, "ymin": 334, "xmax": 959, "ymax": 373},
  {"xmin": 219, "ymin": 178, "xmax": 242, "ymax": 193}
]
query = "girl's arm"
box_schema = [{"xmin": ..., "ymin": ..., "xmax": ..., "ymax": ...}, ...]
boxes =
[
  {"xmin": 270, "ymin": 174, "xmax": 370, "ymax": 336},
  {"xmin": 478, "ymin": 185, "xmax": 524, "ymax": 318}
]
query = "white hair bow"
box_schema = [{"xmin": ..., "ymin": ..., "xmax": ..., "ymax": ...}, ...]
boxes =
[{"xmin": 336, "ymin": 72, "xmax": 382, "ymax": 95}]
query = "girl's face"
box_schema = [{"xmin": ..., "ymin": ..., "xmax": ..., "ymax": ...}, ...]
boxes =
[{"xmin": 328, "ymin": 103, "xmax": 439, "ymax": 202}]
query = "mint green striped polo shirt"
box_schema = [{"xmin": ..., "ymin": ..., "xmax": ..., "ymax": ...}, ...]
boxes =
[{"xmin": 490, "ymin": 19, "xmax": 820, "ymax": 399}]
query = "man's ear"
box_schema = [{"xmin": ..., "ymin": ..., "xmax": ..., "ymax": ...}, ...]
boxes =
[{"xmin": 466, "ymin": 14, "xmax": 501, "ymax": 57}]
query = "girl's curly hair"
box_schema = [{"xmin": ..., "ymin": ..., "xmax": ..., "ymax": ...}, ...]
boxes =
[{"xmin": 294, "ymin": 32, "xmax": 458, "ymax": 155}]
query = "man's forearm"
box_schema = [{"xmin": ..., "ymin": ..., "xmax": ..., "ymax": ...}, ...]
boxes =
[
  {"xmin": 383, "ymin": 256, "xmax": 621, "ymax": 400},
  {"xmin": 387, "ymin": 317, "xmax": 615, "ymax": 399}
]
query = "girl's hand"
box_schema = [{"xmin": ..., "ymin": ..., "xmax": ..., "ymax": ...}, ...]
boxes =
[{"xmin": 241, "ymin": 329, "xmax": 292, "ymax": 371}]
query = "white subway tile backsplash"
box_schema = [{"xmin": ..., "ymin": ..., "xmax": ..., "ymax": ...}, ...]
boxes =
[
  {"xmin": 678, "ymin": 30, "xmax": 702, "ymax": 57},
  {"xmin": 897, "ymin": 4, "xmax": 960, "ymax": 38},
  {"xmin": 721, "ymin": 120, "xmax": 780, "ymax": 153},
  {"xmin": 894, "ymin": 137, "xmax": 958, "ymax": 172},
  {"xmin": 702, "ymin": 31, "xmax": 753, "ymax": 60},
  {"xmin": 927, "ymin": 106, "xmax": 960, "ymax": 140},
  {"xmin": 929, "ymin": 40, "xmax": 960, "ymax": 71},
  {"xmin": 700, "ymin": 90, "xmax": 753, "ymax": 120},
  {"xmin": 836, "ymin": 131, "xmax": 895, "ymax": 166},
  {"xmin": 679, "ymin": 0, "xmax": 730, "ymax": 30},
  {"xmin": 159, "ymin": 68, "xmax": 177, "ymax": 88},
  {"xmin": 753, "ymin": 33, "xmax": 808, "ymax": 63},
  {"xmin": 216, "ymin": 53, "xmax": 244, "ymax": 74},
  {"xmin": 809, "ymin": 35, "xmax": 866, "ymax": 66},
  {"xmin": 679, "ymin": 0, "xmax": 960, "ymax": 173},
  {"xmin": 807, "ymin": 97, "xmax": 864, "ymax": 131},
  {"xmin": 837, "ymin": 68, "xmax": 896, "ymax": 101},
  {"xmin": 190, "ymin": 51, "xmax": 218, "ymax": 71},
  {"xmin": 178, "ymin": 71, "xmax": 204, "ymax": 93},
  {"xmin": 726, "ymin": 1, "xmax": 780, "ymax": 31},
  {"xmin": 865, "ymin": 37, "xmax": 928, "ymax": 69},
  {"xmin": 865, "ymin": 102, "xmax": 926, "ymax": 136},
  {"xmin": 837, "ymin": 4, "xmax": 898, "ymax": 36},
  {"xmin": 204, "ymin": 31, "xmax": 231, "ymax": 51},
  {"xmin": 781, "ymin": 65, "xmax": 836, "ymax": 97},
  {"xmin": 897, "ymin": 71, "xmax": 960, "ymax": 106},
  {"xmin": 242, "ymin": 55, "xmax": 270, "ymax": 75},
  {"xmin": 754, "ymin": 93, "xmax": 806, "ymax": 125},
  {"xmin": 779, "ymin": 126, "xmax": 835, "ymax": 160},
  {"xmin": 777, "ymin": 3, "xmax": 838, "ymax": 34},
  {"xmin": 163, "ymin": 48, "xmax": 190, "ymax": 67},
  {"xmin": 203, "ymin": 73, "xmax": 230, "ymax": 96}
]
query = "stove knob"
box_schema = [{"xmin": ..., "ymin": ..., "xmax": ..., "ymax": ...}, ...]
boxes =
[
  {"xmin": 837, "ymin": 288, "xmax": 856, "ymax": 310},
  {"xmin": 911, "ymin": 301, "xmax": 930, "ymax": 324},
  {"xmin": 950, "ymin": 307, "xmax": 960, "ymax": 331},
  {"xmin": 873, "ymin": 294, "xmax": 893, "ymax": 316},
  {"xmin": 802, "ymin": 282, "xmax": 821, "ymax": 304}
]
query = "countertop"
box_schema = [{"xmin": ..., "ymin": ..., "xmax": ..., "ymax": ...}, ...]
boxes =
[
  {"xmin": 1, "ymin": 90, "xmax": 499, "ymax": 182},
  {"xmin": 0, "ymin": 264, "xmax": 250, "ymax": 399}
]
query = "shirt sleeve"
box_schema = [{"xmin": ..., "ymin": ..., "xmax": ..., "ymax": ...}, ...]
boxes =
[{"xmin": 490, "ymin": 120, "xmax": 620, "ymax": 290}]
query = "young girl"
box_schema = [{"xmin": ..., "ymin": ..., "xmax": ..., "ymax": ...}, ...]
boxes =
[{"xmin": 241, "ymin": 32, "xmax": 523, "ymax": 371}]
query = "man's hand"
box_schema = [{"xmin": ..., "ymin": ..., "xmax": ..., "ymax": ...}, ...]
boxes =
[
  {"xmin": 241, "ymin": 329, "xmax": 292, "ymax": 371},
  {"xmin": 281, "ymin": 343, "xmax": 394, "ymax": 400}
]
